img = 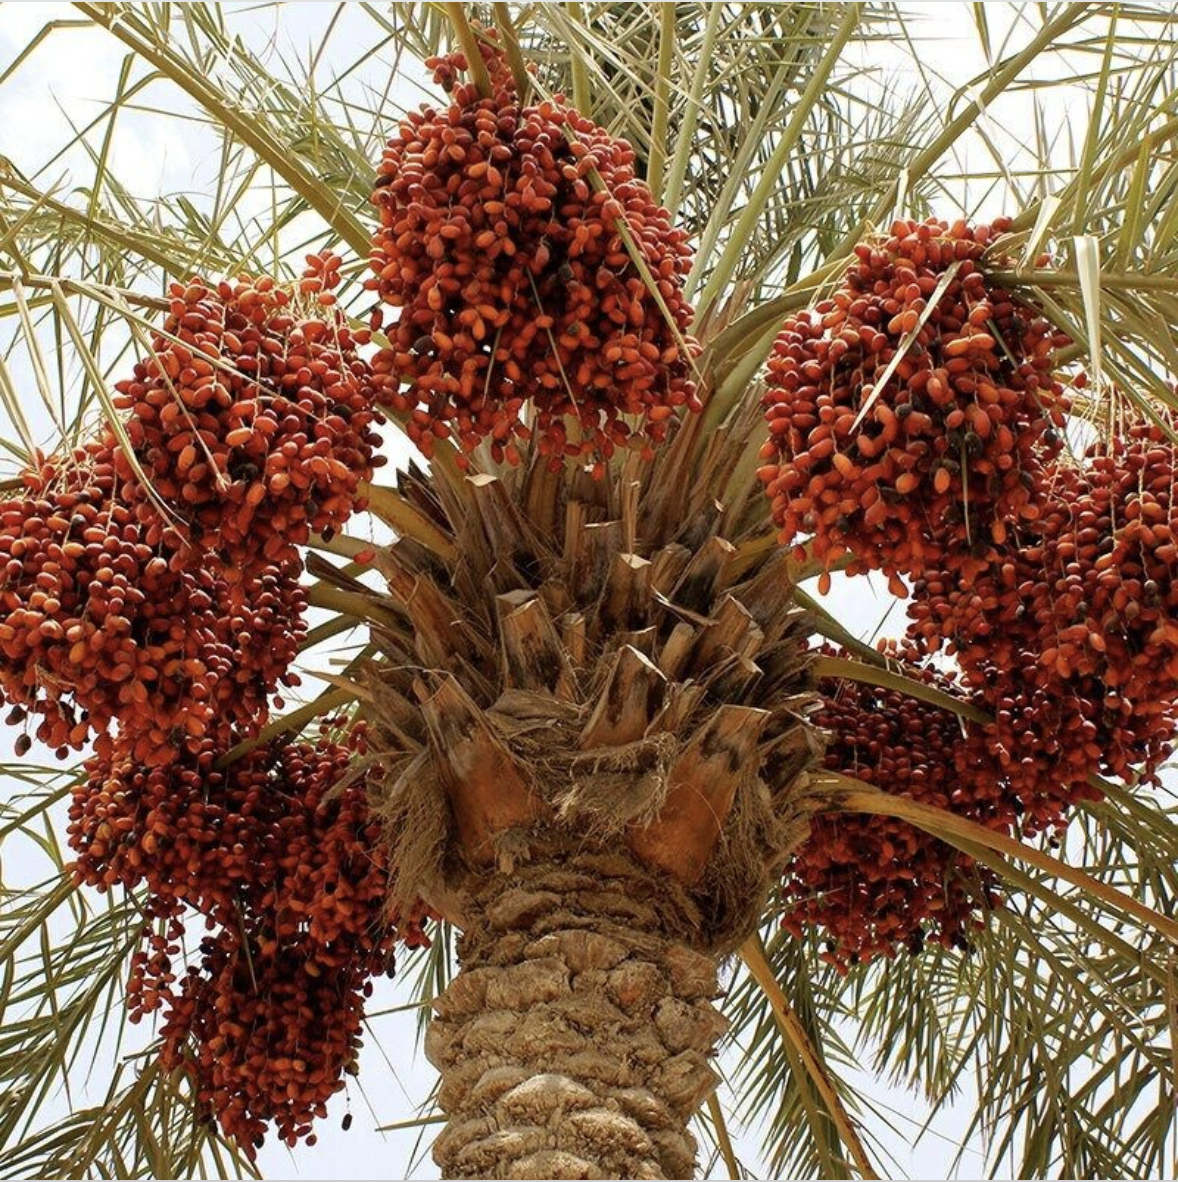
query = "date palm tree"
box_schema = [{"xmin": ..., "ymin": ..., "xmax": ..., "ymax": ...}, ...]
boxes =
[{"xmin": 1, "ymin": 3, "xmax": 1177, "ymax": 1178}]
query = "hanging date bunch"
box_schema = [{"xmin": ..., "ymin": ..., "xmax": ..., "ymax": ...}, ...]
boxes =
[
  {"xmin": 1074, "ymin": 417, "xmax": 1178, "ymax": 776},
  {"xmin": 368, "ymin": 34, "xmax": 699, "ymax": 470},
  {"xmin": 907, "ymin": 413, "xmax": 1178, "ymax": 807},
  {"xmin": 0, "ymin": 443, "xmax": 209, "ymax": 757},
  {"xmin": 0, "ymin": 442, "xmax": 304, "ymax": 763},
  {"xmin": 903, "ymin": 469, "xmax": 1108, "ymax": 832},
  {"xmin": 784, "ymin": 645, "xmax": 1003, "ymax": 970},
  {"xmin": 73, "ymin": 723, "xmax": 428, "ymax": 1155},
  {"xmin": 759, "ymin": 218, "xmax": 1070, "ymax": 591},
  {"xmin": 70, "ymin": 725, "xmax": 316, "ymax": 923},
  {"xmin": 0, "ymin": 254, "xmax": 401, "ymax": 1153},
  {"xmin": 0, "ymin": 256, "xmax": 370, "ymax": 762},
  {"xmin": 971, "ymin": 666, "xmax": 1104, "ymax": 834},
  {"xmin": 160, "ymin": 930, "xmax": 381, "ymax": 1152},
  {"xmin": 111, "ymin": 251, "xmax": 384, "ymax": 572}
]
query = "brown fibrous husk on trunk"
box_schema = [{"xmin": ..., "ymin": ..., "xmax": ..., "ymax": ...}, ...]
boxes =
[{"xmin": 424, "ymin": 840, "xmax": 729, "ymax": 1179}]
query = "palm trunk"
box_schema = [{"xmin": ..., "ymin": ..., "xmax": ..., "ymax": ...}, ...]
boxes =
[{"xmin": 425, "ymin": 842, "xmax": 728, "ymax": 1179}]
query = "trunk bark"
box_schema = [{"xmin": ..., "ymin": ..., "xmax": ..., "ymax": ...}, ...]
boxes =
[{"xmin": 424, "ymin": 843, "xmax": 728, "ymax": 1179}]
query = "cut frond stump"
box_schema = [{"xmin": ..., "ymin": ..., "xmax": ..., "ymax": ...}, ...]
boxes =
[{"xmin": 367, "ymin": 414, "xmax": 819, "ymax": 953}]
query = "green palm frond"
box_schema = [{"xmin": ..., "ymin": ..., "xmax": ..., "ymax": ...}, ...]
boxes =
[
  {"xmin": 854, "ymin": 900, "xmax": 1174, "ymax": 1178},
  {"xmin": 724, "ymin": 855, "xmax": 1177, "ymax": 1181},
  {"xmin": 0, "ymin": 771, "xmax": 251, "ymax": 1178},
  {"xmin": 1, "ymin": 1059, "xmax": 258, "ymax": 1181},
  {"xmin": 725, "ymin": 927, "xmax": 883, "ymax": 1179}
]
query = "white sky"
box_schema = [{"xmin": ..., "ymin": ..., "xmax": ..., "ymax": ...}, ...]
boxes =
[{"xmin": 0, "ymin": 3, "xmax": 1155, "ymax": 1179}]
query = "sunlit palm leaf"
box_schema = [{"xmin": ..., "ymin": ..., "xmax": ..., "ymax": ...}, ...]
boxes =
[{"xmin": 0, "ymin": 775, "xmax": 251, "ymax": 1178}]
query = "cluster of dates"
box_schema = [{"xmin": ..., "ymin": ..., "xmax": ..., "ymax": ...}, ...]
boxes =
[
  {"xmin": 368, "ymin": 41, "xmax": 699, "ymax": 471},
  {"xmin": 759, "ymin": 217, "xmax": 1069, "ymax": 592},
  {"xmin": 767, "ymin": 220, "xmax": 1178, "ymax": 965},
  {"xmin": 0, "ymin": 259, "xmax": 408, "ymax": 1154},
  {"xmin": 787, "ymin": 647, "xmax": 1004, "ymax": 969},
  {"xmin": 71, "ymin": 727, "xmax": 428, "ymax": 1151}
]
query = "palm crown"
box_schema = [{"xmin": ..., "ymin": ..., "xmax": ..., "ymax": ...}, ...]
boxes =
[{"xmin": 1, "ymin": 3, "xmax": 1177, "ymax": 1179}]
